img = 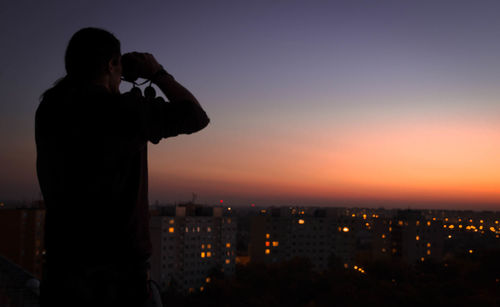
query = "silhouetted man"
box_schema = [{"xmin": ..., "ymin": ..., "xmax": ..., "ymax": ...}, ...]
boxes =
[{"xmin": 35, "ymin": 28, "xmax": 209, "ymax": 306}]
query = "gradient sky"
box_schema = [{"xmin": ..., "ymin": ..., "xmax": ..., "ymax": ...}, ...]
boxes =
[{"xmin": 1, "ymin": 0, "xmax": 500, "ymax": 209}]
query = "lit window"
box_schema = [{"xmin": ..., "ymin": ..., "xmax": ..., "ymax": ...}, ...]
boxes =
[
  {"xmin": 272, "ymin": 241, "xmax": 279, "ymax": 247},
  {"xmin": 201, "ymin": 252, "xmax": 206, "ymax": 258},
  {"xmin": 448, "ymin": 235, "xmax": 452, "ymax": 239},
  {"xmin": 365, "ymin": 223, "xmax": 370, "ymax": 227},
  {"xmin": 448, "ymin": 224, "xmax": 455, "ymax": 229},
  {"xmin": 168, "ymin": 227, "xmax": 174, "ymax": 233},
  {"xmin": 420, "ymin": 257, "xmax": 425, "ymax": 261},
  {"xmin": 432, "ymin": 217, "xmax": 436, "ymax": 221},
  {"xmin": 480, "ymin": 220, "xmax": 484, "ymax": 223},
  {"xmin": 398, "ymin": 221, "xmax": 403, "ymax": 226},
  {"xmin": 226, "ymin": 243, "xmax": 231, "ymax": 248},
  {"xmin": 298, "ymin": 219, "xmax": 305, "ymax": 224},
  {"xmin": 201, "ymin": 244, "xmax": 205, "ymax": 249},
  {"xmin": 391, "ymin": 248, "xmax": 397, "ymax": 254},
  {"xmin": 265, "ymin": 233, "xmax": 270, "ymax": 239},
  {"xmin": 416, "ymin": 235, "xmax": 420, "ymax": 241},
  {"xmin": 169, "ymin": 219, "xmax": 175, "ymax": 225},
  {"xmin": 354, "ymin": 265, "xmax": 358, "ymax": 269},
  {"xmin": 426, "ymin": 242, "xmax": 431, "ymax": 248},
  {"xmin": 352, "ymin": 214, "xmax": 356, "ymax": 217},
  {"xmin": 265, "ymin": 241, "xmax": 270, "ymax": 247},
  {"xmin": 381, "ymin": 248, "xmax": 386, "ymax": 253},
  {"xmin": 197, "ymin": 227, "xmax": 201, "ymax": 232},
  {"xmin": 427, "ymin": 221, "xmax": 431, "ymax": 226},
  {"xmin": 458, "ymin": 225, "xmax": 462, "ymax": 228},
  {"xmin": 363, "ymin": 214, "xmax": 367, "ymax": 220},
  {"xmin": 342, "ymin": 227, "xmax": 349, "ymax": 232},
  {"xmin": 427, "ymin": 250, "xmax": 431, "ymax": 255},
  {"xmin": 207, "ymin": 227, "xmax": 212, "ymax": 232},
  {"xmin": 443, "ymin": 225, "xmax": 447, "ymax": 228},
  {"xmin": 490, "ymin": 227, "xmax": 496, "ymax": 232},
  {"xmin": 389, "ymin": 227, "xmax": 392, "ymax": 232},
  {"xmin": 469, "ymin": 249, "xmax": 473, "ymax": 254},
  {"xmin": 444, "ymin": 218, "xmax": 449, "ymax": 222},
  {"xmin": 416, "ymin": 220, "xmax": 420, "ymax": 226},
  {"xmin": 225, "ymin": 259, "xmax": 230, "ymax": 264},
  {"xmin": 200, "ymin": 286, "xmax": 204, "ymax": 292},
  {"xmin": 381, "ymin": 234, "xmax": 386, "ymax": 239},
  {"xmin": 185, "ymin": 227, "xmax": 189, "ymax": 233},
  {"xmin": 207, "ymin": 252, "xmax": 212, "ymax": 257},
  {"xmin": 207, "ymin": 244, "xmax": 211, "ymax": 249},
  {"xmin": 206, "ymin": 277, "xmax": 211, "ymax": 283},
  {"xmin": 227, "ymin": 207, "xmax": 231, "ymax": 211},
  {"xmin": 265, "ymin": 249, "xmax": 270, "ymax": 254}
]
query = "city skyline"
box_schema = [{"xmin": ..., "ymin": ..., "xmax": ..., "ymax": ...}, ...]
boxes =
[{"xmin": 1, "ymin": 1, "xmax": 500, "ymax": 210}]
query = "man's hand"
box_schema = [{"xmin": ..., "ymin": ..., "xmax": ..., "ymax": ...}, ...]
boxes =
[{"xmin": 121, "ymin": 52, "xmax": 163, "ymax": 81}]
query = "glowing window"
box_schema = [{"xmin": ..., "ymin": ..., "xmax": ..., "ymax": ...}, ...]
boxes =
[
  {"xmin": 265, "ymin": 249, "xmax": 270, "ymax": 254},
  {"xmin": 381, "ymin": 234, "xmax": 386, "ymax": 239},
  {"xmin": 344, "ymin": 263, "xmax": 349, "ymax": 269},
  {"xmin": 226, "ymin": 243, "xmax": 231, "ymax": 248},
  {"xmin": 458, "ymin": 225, "xmax": 462, "ymax": 228},
  {"xmin": 398, "ymin": 221, "xmax": 403, "ymax": 226},
  {"xmin": 197, "ymin": 227, "xmax": 201, "ymax": 232},
  {"xmin": 265, "ymin": 241, "xmax": 270, "ymax": 247},
  {"xmin": 272, "ymin": 241, "xmax": 279, "ymax": 247},
  {"xmin": 207, "ymin": 244, "xmax": 212, "ymax": 249},
  {"xmin": 443, "ymin": 225, "xmax": 447, "ymax": 228},
  {"xmin": 225, "ymin": 259, "xmax": 230, "ymax": 264},
  {"xmin": 207, "ymin": 227, "xmax": 212, "ymax": 232},
  {"xmin": 363, "ymin": 214, "xmax": 367, "ymax": 220},
  {"xmin": 448, "ymin": 224, "xmax": 455, "ymax": 229},
  {"xmin": 169, "ymin": 219, "xmax": 175, "ymax": 224},
  {"xmin": 201, "ymin": 252, "xmax": 206, "ymax": 258},
  {"xmin": 342, "ymin": 227, "xmax": 349, "ymax": 232},
  {"xmin": 391, "ymin": 248, "xmax": 397, "ymax": 253},
  {"xmin": 206, "ymin": 277, "xmax": 211, "ymax": 283},
  {"xmin": 416, "ymin": 235, "xmax": 420, "ymax": 241},
  {"xmin": 365, "ymin": 223, "xmax": 370, "ymax": 227},
  {"xmin": 427, "ymin": 221, "xmax": 431, "ymax": 226},
  {"xmin": 427, "ymin": 250, "xmax": 431, "ymax": 255},
  {"xmin": 426, "ymin": 242, "xmax": 431, "ymax": 248},
  {"xmin": 265, "ymin": 233, "xmax": 270, "ymax": 239},
  {"xmin": 420, "ymin": 257, "xmax": 425, "ymax": 262},
  {"xmin": 416, "ymin": 221, "xmax": 420, "ymax": 226},
  {"xmin": 448, "ymin": 235, "xmax": 452, "ymax": 239},
  {"xmin": 444, "ymin": 218, "xmax": 449, "ymax": 222},
  {"xmin": 168, "ymin": 227, "xmax": 174, "ymax": 233},
  {"xmin": 354, "ymin": 265, "xmax": 358, "ymax": 269},
  {"xmin": 200, "ymin": 286, "xmax": 204, "ymax": 291},
  {"xmin": 389, "ymin": 227, "xmax": 392, "ymax": 232},
  {"xmin": 480, "ymin": 220, "xmax": 484, "ymax": 223},
  {"xmin": 352, "ymin": 214, "xmax": 356, "ymax": 217},
  {"xmin": 381, "ymin": 248, "xmax": 386, "ymax": 253},
  {"xmin": 201, "ymin": 244, "xmax": 205, "ymax": 249},
  {"xmin": 207, "ymin": 252, "xmax": 212, "ymax": 257},
  {"xmin": 298, "ymin": 219, "xmax": 305, "ymax": 224}
]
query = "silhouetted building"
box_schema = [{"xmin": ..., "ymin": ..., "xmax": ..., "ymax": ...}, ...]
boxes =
[{"xmin": 0, "ymin": 208, "xmax": 45, "ymax": 279}]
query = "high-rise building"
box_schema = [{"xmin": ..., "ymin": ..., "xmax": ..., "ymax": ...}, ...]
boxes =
[
  {"xmin": 0, "ymin": 207, "xmax": 45, "ymax": 279},
  {"xmin": 149, "ymin": 204, "xmax": 236, "ymax": 293}
]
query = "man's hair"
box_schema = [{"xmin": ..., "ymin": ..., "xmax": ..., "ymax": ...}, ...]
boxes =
[
  {"xmin": 41, "ymin": 27, "xmax": 120, "ymax": 100},
  {"xmin": 65, "ymin": 27, "xmax": 121, "ymax": 81}
]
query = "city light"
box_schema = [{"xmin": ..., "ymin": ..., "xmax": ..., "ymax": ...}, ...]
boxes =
[
  {"xmin": 226, "ymin": 242, "xmax": 231, "ymax": 248},
  {"xmin": 298, "ymin": 219, "xmax": 305, "ymax": 224},
  {"xmin": 168, "ymin": 227, "xmax": 174, "ymax": 233},
  {"xmin": 266, "ymin": 233, "xmax": 270, "ymax": 239},
  {"xmin": 272, "ymin": 241, "xmax": 279, "ymax": 247},
  {"xmin": 342, "ymin": 227, "xmax": 349, "ymax": 232},
  {"xmin": 201, "ymin": 252, "xmax": 206, "ymax": 258},
  {"xmin": 265, "ymin": 249, "xmax": 270, "ymax": 254}
]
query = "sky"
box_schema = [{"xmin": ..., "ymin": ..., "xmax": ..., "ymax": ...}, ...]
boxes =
[{"xmin": 1, "ymin": 0, "xmax": 500, "ymax": 210}]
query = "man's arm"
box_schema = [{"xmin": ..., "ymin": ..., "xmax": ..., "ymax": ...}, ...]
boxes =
[{"xmin": 122, "ymin": 52, "xmax": 210, "ymax": 141}]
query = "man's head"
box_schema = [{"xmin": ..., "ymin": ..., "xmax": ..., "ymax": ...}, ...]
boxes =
[{"xmin": 65, "ymin": 27, "xmax": 122, "ymax": 93}]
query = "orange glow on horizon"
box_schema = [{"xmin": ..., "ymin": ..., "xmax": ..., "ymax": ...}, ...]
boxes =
[{"xmin": 149, "ymin": 117, "xmax": 500, "ymax": 208}]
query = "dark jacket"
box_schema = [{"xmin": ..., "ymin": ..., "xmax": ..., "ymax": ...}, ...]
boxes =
[{"xmin": 35, "ymin": 82, "xmax": 209, "ymax": 267}]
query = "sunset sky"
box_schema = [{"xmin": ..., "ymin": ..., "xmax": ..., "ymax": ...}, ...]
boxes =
[{"xmin": 1, "ymin": 0, "xmax": 500, "ymax": 209}]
